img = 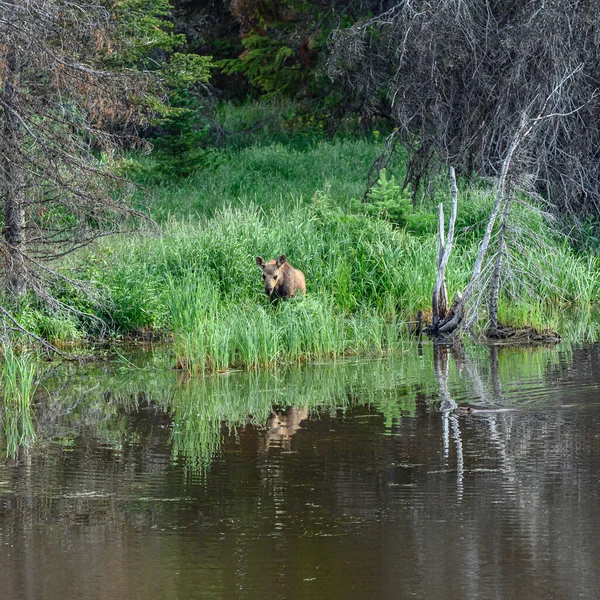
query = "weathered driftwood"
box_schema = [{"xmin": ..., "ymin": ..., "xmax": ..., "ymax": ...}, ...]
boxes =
[{"xmin": 438, "ymin": 291, "xmax": 463, "ymax": 334}]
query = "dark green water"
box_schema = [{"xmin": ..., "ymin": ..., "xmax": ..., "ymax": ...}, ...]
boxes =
[{"xmin": 1, "ymin": 343, "xmax": 599, "ymax": 599}]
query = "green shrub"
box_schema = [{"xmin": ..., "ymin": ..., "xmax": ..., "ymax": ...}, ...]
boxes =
[{"xmin": 352, "ymin": 169, "xmax": 413, "ymax": 228}]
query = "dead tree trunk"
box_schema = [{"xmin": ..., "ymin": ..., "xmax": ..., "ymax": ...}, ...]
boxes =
[
  {"xmin": 432, "ymin": 203, "xmax": 448, "ymax": 323},
  {"xmin": 0, "ymin": 47, "xmax": 27, "ymax": 297},
  {"xmin": 488, "ymin": 187, "xmax": 512, "ymax": 337},
  {"xmin": 431, "ymin": 166, "xmax": 458, "ymax": 332},
  {"xmin": 433, "ymin": 113, "xmax": 529, "ymax": 336}
]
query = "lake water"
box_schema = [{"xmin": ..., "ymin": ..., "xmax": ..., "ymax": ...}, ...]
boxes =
[{"xmin": 0, "ymin": 342, "xmax": 599, "ymax": 600}]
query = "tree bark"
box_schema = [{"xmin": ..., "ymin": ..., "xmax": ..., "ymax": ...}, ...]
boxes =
[
  {"xmin": 488, "ymin": 188, "xmax": 512, "ymax": 337},
  {"xmin": 0, "ymin": 47, "xmax": 27, "ymax": 297},
  {"xmin": 435, "ymin": 113, "xmax": 528, "ymax": 335},
  {"xmin": 432, "ymin": 202, "xmax": 447, "ymax": 326},
  {"xmin": 431, "ymin": 166, "xmax": 458, "ymax": 332}
]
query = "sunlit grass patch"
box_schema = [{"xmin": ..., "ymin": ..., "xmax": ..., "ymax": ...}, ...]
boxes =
[{"xmin": 168, "ymin": 272, "xmax": 403, "ymax": 374}]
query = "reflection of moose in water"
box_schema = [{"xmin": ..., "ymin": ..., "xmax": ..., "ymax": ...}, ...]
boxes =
[{"xmin": 263, "ymin": 407, "xmax": 309, "ymax": 451}]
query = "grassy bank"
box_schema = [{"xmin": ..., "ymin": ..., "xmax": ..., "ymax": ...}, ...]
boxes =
[
  {"xmin": 53, "ymin": 197, "xmax": 599, "ymax": 372},
  {"xmin": 8, "ymin": 102, "xmax": 600, "ymax": 371}
]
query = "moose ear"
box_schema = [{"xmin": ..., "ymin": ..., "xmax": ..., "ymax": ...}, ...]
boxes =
[
  {"xmin": 276, "ymin": 254, "xmax": 286, "ymax": 267},
  {"xmin": 255, "ymin": 256, "xmax": 266, "ymax": 269}
]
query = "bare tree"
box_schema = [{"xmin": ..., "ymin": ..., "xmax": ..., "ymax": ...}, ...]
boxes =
[
  {"xmin": 326, "ymin": 2, "xmax": 597, "ymax": 335},
  {"xmin": 326, "ymin": 1, "xmax": 600, "ymax": 223}
]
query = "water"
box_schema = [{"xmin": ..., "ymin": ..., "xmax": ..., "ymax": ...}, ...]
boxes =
[{"xmin": 1, "ymin": 342, "xmax": 599, "ymax": 600}]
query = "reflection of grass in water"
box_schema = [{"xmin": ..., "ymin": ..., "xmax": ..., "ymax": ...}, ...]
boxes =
[
  {"xmin": 168, "ymin": 353, "xmax": 424, "ymax": 476},
  {"xmin": 170, "ymin": 376, "xmax": 273, "ymax": 477},
  {"xmin": 1, "ymin": 345, "xmax": 37, "ymax": 458},
  {"xmin": 26, "ymin": 341, "xmax": 588, "ymax": 472}
]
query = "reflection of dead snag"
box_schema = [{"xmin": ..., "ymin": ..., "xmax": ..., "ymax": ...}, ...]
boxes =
[{"xmin": 433, "ymin": 344, "xmax": 455, "ymax": 412}]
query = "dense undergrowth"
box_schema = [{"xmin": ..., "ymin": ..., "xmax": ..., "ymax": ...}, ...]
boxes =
[{"xmin": 6, "ymin": 102, "xmax": 600, "ymax": 372}]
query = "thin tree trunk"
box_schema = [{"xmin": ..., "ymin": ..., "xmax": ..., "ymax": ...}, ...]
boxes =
[
  {"xmin": 437, "ymin": 113, "xmax": 528, "ymax": 335},
  {"xmin": 432, "ymin": 202, "xmax": 447, "ymax": 327},
  {"xmin": 0, "ymin": 47, "xmax": 27, "ymax": 297},
  {"xmin": 460, "ymin": 113, "xmax": 526, "ymax": 303},
  {"xmin": 488, "ymin": 188, "xmax": 512, "ymax": 337}
]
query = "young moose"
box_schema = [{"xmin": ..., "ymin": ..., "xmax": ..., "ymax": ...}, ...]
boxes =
[{"xmin": 255, "ymin": 254, "xmax": 306, "ymax": 299}]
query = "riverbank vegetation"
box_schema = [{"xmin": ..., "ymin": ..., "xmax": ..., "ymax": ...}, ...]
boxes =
[
  {"xmin": 0, "ymin": 100, "xmax": 598, "ymax": 374},
  {"xmin": 1, "ymin": 345, "xmax": 37, "ymax": 456},
  {"xmin": 1, "ymin": 2, "xmax": 600, "ymax": 378}
]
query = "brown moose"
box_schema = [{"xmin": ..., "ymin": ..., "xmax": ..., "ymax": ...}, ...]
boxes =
[{"xmin": 255, "ymin": 254, "xmax": 306, "ymax": 299}]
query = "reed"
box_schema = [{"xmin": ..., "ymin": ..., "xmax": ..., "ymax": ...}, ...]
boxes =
[
  {"xmin": 1, "ymin": 344, "xmax": 37, "ymax": 457},
  {"xmin": 169, "ymin": 273, "xmax": 404, "ymax": 374}
]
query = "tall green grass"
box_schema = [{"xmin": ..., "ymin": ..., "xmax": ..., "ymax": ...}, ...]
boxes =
[
  {"xmin": 159, "ymin": 199, "xmax": 424, "ymax": 372},
  {"xmin": 87, "ymin": 200, "xmax": 448, "ymax": 370},
  {"xmin": 15, "ymin": 100, "xmax": 600, "ymax": 360},
  {"xmin": 74, "ymin": 194, "xmax": 597, "ymax": 371},
  {"xmin": 1, "ymin": 345, "xmax": 37, "ymax": 457},
  {"xmin": 169, "ymin": 274, "xmax": 402, "ymax": 373}
]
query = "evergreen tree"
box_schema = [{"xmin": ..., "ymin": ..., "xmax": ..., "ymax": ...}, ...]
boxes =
[
  {"xmin": 0, "ymin": 0, "xmax": 212, "ymax": 300},
  {"xmin": 150, "ymin": 54, "xmax": 213, "ymax": 179}
]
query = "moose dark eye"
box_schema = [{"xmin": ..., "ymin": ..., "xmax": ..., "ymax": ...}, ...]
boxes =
[
  {"xmin": 262, "ymin": 274, "xmax": 266, "ymax": 280},
  {"xmin": 273, "ymin": 275, "xmax": 278, "ymax": 280}
]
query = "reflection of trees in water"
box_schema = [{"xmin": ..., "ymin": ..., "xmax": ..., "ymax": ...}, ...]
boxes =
[
  {"xmin": 1, "ymin": 344, "xmax": 599, "ymax": 598},
  {"xmin": 2, "ymin": 342, "xmax": 595, "ymax": 491},
  {"xmin": 434, "ymin": 344, "xmax": 463, "ymax": 498},
  {"xmin": 433, "ymin": 341, "xmax": 553, "ymax": 502},
  {"xmin": 421, "ymin": 342, "xmax": 598, "ymax": 600},
  {"xmin": 3, "ymin": 341, "xmax": 591, "ymax": 474}
]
